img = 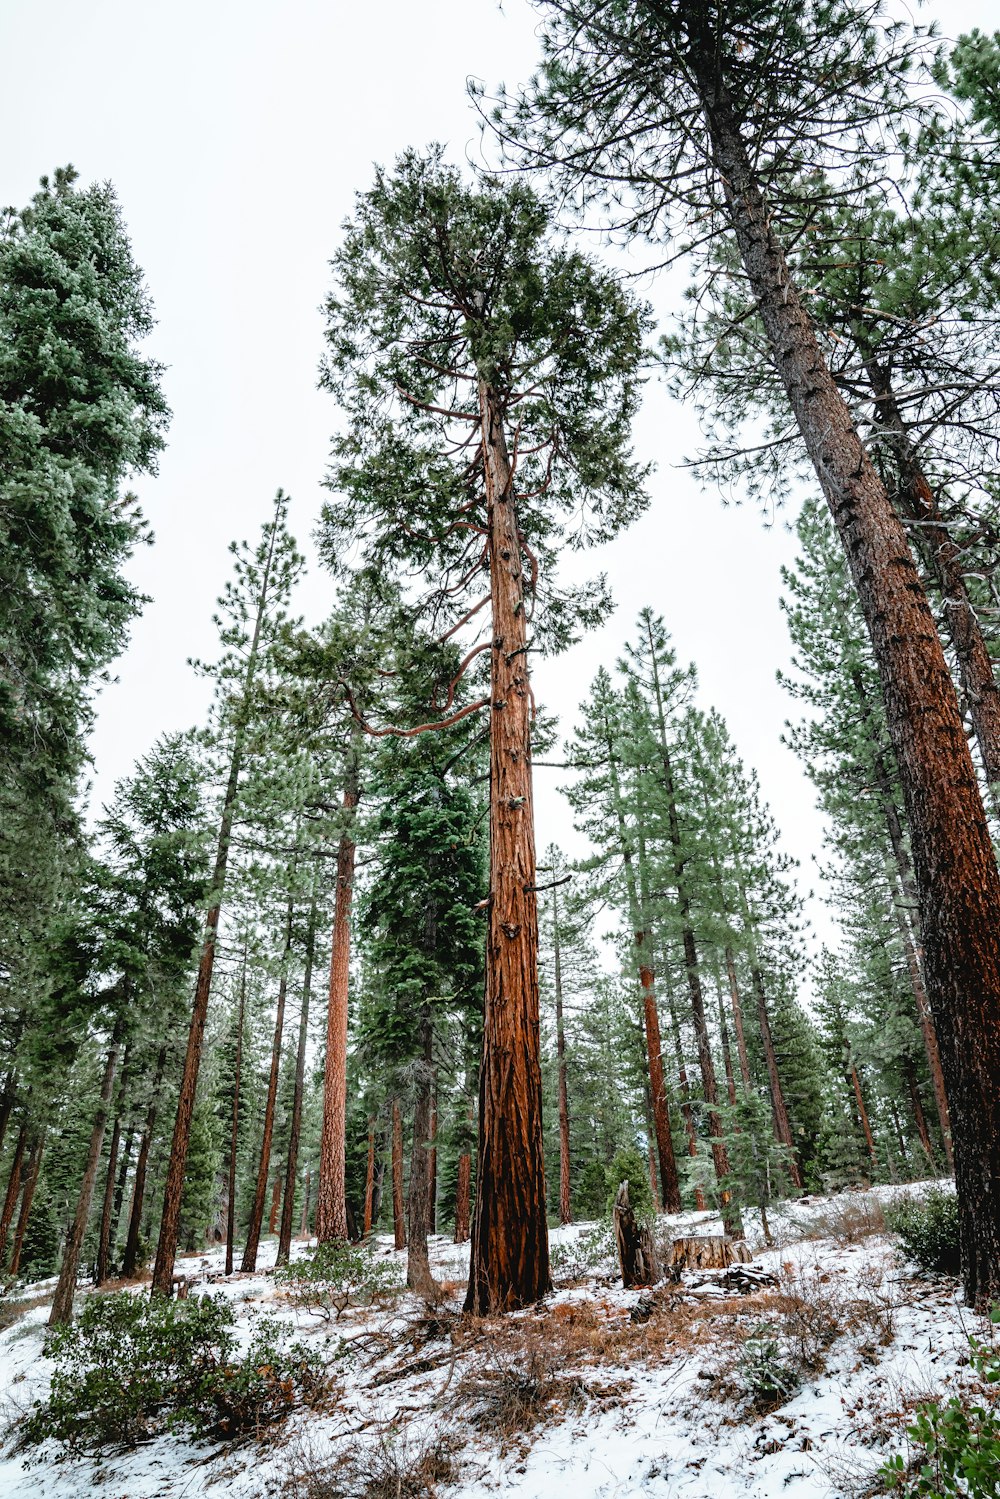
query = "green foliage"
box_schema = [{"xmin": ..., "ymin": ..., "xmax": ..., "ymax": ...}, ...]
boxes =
[
  {"xmin": 274, "ymin": 1240, "xmax": 402, "ymax": 1321},
  {"xmin": 882, "ymin": 1308, "xmax": 1000, "ymax": 1498},
  {"xmin": 886, "ymin": 1189, "xmax": 961, "ymax": 1276},
  {"xmin": 604, "ymin": 1146, "xmax": 655, "ymax": 1224},
  {"xmin": 737, "ymin": 1324, "xmax": 801, "ymax": 1411},
  {"xmin": 549, "ymin": 1223, "xmax": 616, "ymax": 1280},
  {"xmin": 21, "ymin": 1293, "xmax": 325, "ymax": 1455}
]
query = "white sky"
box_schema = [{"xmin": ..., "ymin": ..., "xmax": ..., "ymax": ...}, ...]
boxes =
[{"xmin": 3, "ymin": 0, "xmax": 992, "ymax": 972}]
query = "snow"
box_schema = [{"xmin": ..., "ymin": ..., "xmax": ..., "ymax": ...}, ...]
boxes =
[{"xmin": 0, "ymin": 1182, "xmax": 988, "ymax": 1499}]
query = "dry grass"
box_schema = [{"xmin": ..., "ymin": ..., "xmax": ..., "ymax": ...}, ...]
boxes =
[
  {"xmin": 0, "ymin": 1291, "xmax": 50, "ymax": 1332},
  {"xmin": 782, "ymin": 1195, "xmax": 887, "ymax": 1247},
  {"xmin": 283, "ymin": 1428, "xmax": 461, "ymax": 1499}
]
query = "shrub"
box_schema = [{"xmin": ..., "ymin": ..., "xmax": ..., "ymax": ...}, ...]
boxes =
[
  {"xmin": 275, "ymin": 1241, "xmax": 402, "ymax": 1321},
  {"xmin": 886, "ymin": 1189, "xmax": 961, "ymax": 1276},
  {"xmin": 604, "ymin": 1147, "xmax": 655, "ymax": 1224},
  {"xmin": 549, "ymin": 1223, "xmax": 617, "ymax": 1281},
  {"xmin": 21, "ymin": 1292, "xmax": 327, "ymax": 1456},
  {"xmin": 882, "ymin": 1309, "xmax": 1000, "ymax": 1497},
  {"xmin": 737, "ymin": 1323, "xmax": 801, "ymax": 1412}
]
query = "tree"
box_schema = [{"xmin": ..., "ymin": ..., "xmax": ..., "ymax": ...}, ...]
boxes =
[
  {"xmin": 320, "ymin": 147, "xmax": 648, "ymax": 1311},
  {"xmin": 501, "ymin": 0, "xmax": 1000, "ymax": 1306}
]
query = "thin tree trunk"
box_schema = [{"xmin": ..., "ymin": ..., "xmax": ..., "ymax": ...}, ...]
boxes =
[
  {"xmin": 0, "ymin": 1073, "xmax": 16, "ymax": 1160},
  {"xmin": 666, "ymin": 986, "xmax": 707, "ymax": 1211},
  {"xmin": 317, "ymin": 751, "xmax": 359, "ymax": 1244},
  {"xmin": 551, "ymin": 877, "xmax": 573, "ymax": 1225},
  {"xmin": 225, "ymin": 947, "xmax": 248, "ymax": 1277},
  {"xmin": 407, "ymin": 1013, "xmax": 437, "ymax": 1295},
  {"xmin": 9, "ymin": 1130, "xmax": 45, "ymax": 1276},
  {"xmin": 122, "ymin": 1046, "xmax": 167, "ymax": 1280},
  {"xmin": 427, "ymin": 1086, "xmax": 438, "ymax": 1236},
  {"xmin": 278, "ymin": 900, "xmax": 316, "ymax": 1266},
  {"xmin": 0, "ymin": 1123, "xmax": 27, "ymax": 1263},
  {"xmin": 695, "ymin": 52, "xmax": 1000, "ymax": 1304},
  {"xmin": 95, "ymin": 1049, "xmax": 131, "ymax": 1286},
  {"xmin": 391, "ymin": 1099, "xmax": 405, "ymax": 1252},
  {"xmin": 455, "ymin": 1100, "xmax": 472, "ymax": 1244},
  {"xmin": 466, "ymin": 379, "xmax": 550, "ymax": 1314},
  {"xmin": 851, "ymin": 1064, "xmax": 879, "ymax": 1173},
  {"xmin": 362, "ymin": 1118, "xmax": 376, "ymax": 1237},
  {"xmin": 299, "ymin": 1171, "xmax": 311, "ymax": 1238},
  {"xmin": 725, "ymin": 947, "xmax": 753, "ymax": 1093},
  {"xmin": 644, "ymin": 1089, "xmax": 661, "ymax": 1213},
  {"xmin": 241, "ymin": 901, "xmax": 293, "ymax": 1273},
  {"xmin": 716, "ymin": 983, "xmax": 738, "ymax": 1109},
  {"xmin": 905, "ymin": 1060, "xmax": 937, "ymax": 1173},
  {"xmin": 50, "ymin": 1015, "xmax": 125, "ymax": 1325},
  {"xmin": 110, "ymin": 1127, "xmax": 135, "ymax": 1248}
]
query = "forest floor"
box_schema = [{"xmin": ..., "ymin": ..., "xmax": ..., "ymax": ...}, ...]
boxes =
[{"xmin": 0, "ymin": 1182, "xmax": 991, "ymax": 1499}]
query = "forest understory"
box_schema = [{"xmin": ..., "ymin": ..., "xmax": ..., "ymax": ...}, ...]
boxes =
[{"xmin": 0, "ymin": 1183, "xmax": 989, "ymax": 1499}]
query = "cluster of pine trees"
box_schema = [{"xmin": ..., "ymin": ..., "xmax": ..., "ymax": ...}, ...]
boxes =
[{"xmin": 4, "ymin": 4, "xmax": 1000, "ymax": 1325}]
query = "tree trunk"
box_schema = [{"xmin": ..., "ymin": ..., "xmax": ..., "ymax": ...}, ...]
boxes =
[
  {"xmin": 268, "ymin": 1176, "xmax": 282, "ymax": 1235},
  {"xmin": 278, "ymin": 899, "xmax": 316, "ymax": 1266},
  {"xmin": 0, "ymin": 1123, "xmax": 27, "ymax": 1263},
  {"xmin": 391, "ymin": 1098, "xmax": 406, "ymax": 1252},
  {"xmin": 725, "ymin": 947, "xmax": 753, "ymax": 1093},
  {"xmin": 9, "ymin": 1130, "xmax": 45, "ymax": 1275},
  {"xmin": 0, "ymin": 1073, "xmax": 16, "ymax": 1159},
  {"xmin": 612, "ymin": 1181, "xmax": 660, "ymax": 1288},
  {"xmin": 465, "ymin": 379, "xmax": 550, "ymax": 1315},
  {"xmin": 94, "ymin": 1113, "xmax": 122, "ymax": 1286},
  {"xmin": 225, "ymin": 948, "xmax": 248, "ymax": 1277},
  {"xmin": 242, "ymin": 901, "xmax": 293, "ymax": 1273},
  {"xmin": 50, "ymin": 1015, "xmax": 125, "ymax": 1325},
  {"xmin": 666, "ymin": 986, "xmax": 707, "ymax": 1211},
  {"xmin": 644, "ymin": 1088, "xmax": 661, "ymax": 1213},
  {"xmin": 362, "ymin": 1117, "xmax": 376, "ymax": 1237},
  {"xmin": 428, "ymin": 1086, "xmax": 438, "ymax": 1235},
  {"xmin": 110, "ymin": 1127, "xmax": 135, "ymax": 1249},
  {"xmin": 407, "ymin": 1013, "xmax": 437, "ymax": 1296},
  {"xmin": 551, "ymin": 877, "xmax": 573, "ymax": 1225},
  {"xmin": 455, "ymin": 1100, "xmax": 472, "ymax": 1244},
  {"xmin": 299, "ymin": 1171, "xmax": 311, "ymax": 1238},
  {"xmin": 905, "ymin": 1060, "xmax": 937, "ymax": 1173},
  {"xmin": 317, "ymin": 750, "xmax": 359, "ymax": 1244},
  {"xmin": 696, "ymin": 53, "xmax": 1000, "ymax": 1305},
  {"xmin": 861, "ymin": 352, "xmax": 1000, "ymax": 783},
  {"xmin": 851, "ymin": 1064, "xmax": 879, "ymax": 1174},
  {"xmin": 122, "ymin": 1045, "xmax": 166, "ymax": 1280}
]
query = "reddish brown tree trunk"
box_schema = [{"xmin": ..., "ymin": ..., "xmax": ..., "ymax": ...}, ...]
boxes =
[
  {"xmin": 391, "ymin": 1099, "xmax": 405, "ymax": 1252},
  {"xmin": 50, "ymin": 1015, "xmax": 124, "ymax": 1325},
  {"xmin": 225, "ymin": 948, "xmax": 248, "ymax": 1277},
  {"xmin": 716, "ymin": 985, "xmax": 738, "ymax": 1109},
  {"xmin": 455, "ymin": 1099, "xmax": 472, "ymax": 1244},
  {"xmin": 695, "ymin": 53, "xmax": 1000, "ymax": 1303},
  {"xmin": 725, "ymin": 947, "xmax": 753, "ymax": 1093},
  {"xmin": 94, "ymin": 1115, "xmax": 122, "ymax": 1286},
  {"xmin": 268, "ymin": 1176, "xmax": 282, "ymax": 1235},
  {"xmin": 123, "ymin": 1046, "xmax": 166, "ymax": 1280},
  {"xmin": 0, "ymin": 1123, "xmax": 27, "ymax": 1263},
  {"xmin": 9, "ymin": 1130, "xmax": 45, "ymax": 1276},
  {"xmin": 317, "ymin": 752, "xmax": 359, "ymax": 1244},
  {"xmin": 748, "ymin": 961, "xmax": 804, "ymax": 1191},
  {"xmin": 278, "ymin": 900, "xmax": 316, "ymax": 1266},
  {"xmin": 0, "ymin": 1073, "xmax": 16, "ymax": 1159},
  {"xmin": 242, "ymin": 903, "xmax": 293, "ymax": 1272},
  {"xmin": 299, "ymin": 1171, "xmax": 312, "ymax": 1238},
  {"xmin": 363, "ymin": 1117, "xmax": 376, "ymax": 1237},
  {"xmin": 466, "ymin": 380, "xmax": 550, "ymax": 1314},
  {"xmin": 666, "ymin": 988, "xmax": 707, "ymax": 1211},
  {"xmin": 851, "ymin": 1064, "xmax": 879, "ymax": 1173},
  {"xmin": 407, "ymin": 1014, "xmax": 437, "ymax": 1295},
  {"xmin": 905, "ymin": 1060, "xmax": 937, "ymax": 1172},
  {"xmin": 551, "ymin": 877, "xmax": 573, "ymax": 1225}
]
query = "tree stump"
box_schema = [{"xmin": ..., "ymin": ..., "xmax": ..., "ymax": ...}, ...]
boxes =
[
  {"xmin": 669, "ymin": 1235, "xmax": 751, "ymax": 1274},
  {"xmin": 613, "ymin": 1180, "xmax": 660, "ymax": 1288}
]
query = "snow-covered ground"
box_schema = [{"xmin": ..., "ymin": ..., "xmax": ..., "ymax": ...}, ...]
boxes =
[{"xmin": 0, "ymin": 1182, "xmax": 990, "ymax": 1499}]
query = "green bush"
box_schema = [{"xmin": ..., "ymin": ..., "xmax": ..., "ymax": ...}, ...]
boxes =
[
  {"xmin": 549, "ymin": 1223, "xmax": 616, "ymax": 1280},
  {"xmin": 882, "ymin": 1309, "xmax": 1000, "ymax": 1497},
  {"xmin": 738, "ymin": 1323, "xmax": 801, "ymax": 1411},
  {"xmin": 21, "ymin": 1292, "xmax": 326, "ymax": 1456},
  {"xmin": 886, "ymin": 1189, "xmax": 961, "ymax": 1276},
  {"xmin": 274, "ymin": 1240, "xmax": 402, "ymax": 1321},
  {"xmin": 604, "ymin": 1146, "xmax": 655, "ymax": 1224}
]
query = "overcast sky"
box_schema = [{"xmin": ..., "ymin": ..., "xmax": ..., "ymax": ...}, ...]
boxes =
[{"xmin": 3, "ymin": 0, "xmax": 993, "ymax": 972}]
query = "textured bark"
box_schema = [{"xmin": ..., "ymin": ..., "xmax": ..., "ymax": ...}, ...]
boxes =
[
  {"xmin": 278, "ymin": 901, "xmax": 316, "ymax": 1266},
  {"xmin": 299, "ymin": 1171, "xmax": 311, "ymax": 1238},
  {"xmin": 242, "ymin": 903, "xmax": 293, "ymax": 1273},
  {"xmin": 123, "ymin": 1046, "xmax": 166, "ymax": 1279},
  {"xmin": 693, "ymin": 47, "xmax": 1000, "ymax": 1304},
  {"xmin": 0, "ymin": 1123, "xmax": 27, "ymax": 1263},
  {"xmin": 391, "ymin": 1099, "xmax": 406, "ymax": 1251},
  {"xmin": 50, "ymin": 1016, "xmax": 124, "ymax": 1325},
  {"xmin": 851, "ymin": 666, "xmax": 954, "ymax": 1169},
  {"xmin": 317, "ymin": 751, "xmax": 359, "ymax": 1244},
  {"xmin": 362, "ymin": 1118, "xmax": 376, "ymax": 1237},
  {"xmin": 94, "ymin": 1115, "xmax": 122, "ymax": 1286},
  {"xmin": 9, "ymin": 1130, "xmax": 44, "ymax": 1276},
  {"xmin": 861, "ymin": 354, "xmax": 1000, "ymax": 782},
  {"xmin": 225, "ymin": 950, "xmax": 248, "ymax": 1277},
  {"xmin": 670, "ymin": 1236, "xmax": 751, "ymax": 1272},
  {"xmin": 612, "ymin": 1181, "xmax": 660, "ymax": 1288},
  {"xmin": 851, "ymin": 1063, "xmax": 879, "ymax": 1173},
  {"xmin": 551, "ymin": 879, "xmax": 573, "ymax": 1225},
  {"xmin": 268, "ymin": 1176, "xmax": 282, "ymax": 1235},
  {"xmin": 465, "ymin": 379, "xmax": 550, "ymax": 1315},
  {"xmin": 0, "ymin": 1073, "xmax": 16, "ymax": 1159},
  {"xmin": 407, "ymin": 1014, "xmax": 437, "ymax": 1296}
]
